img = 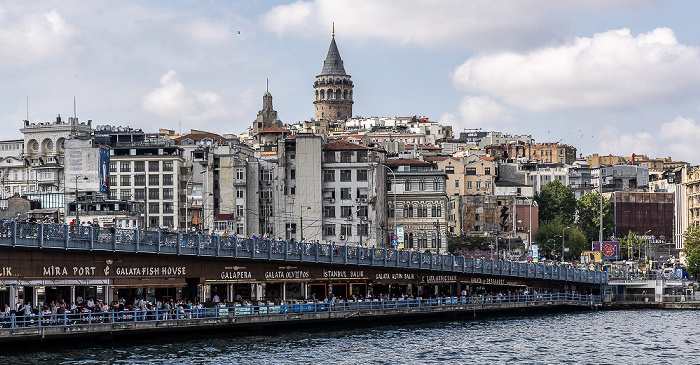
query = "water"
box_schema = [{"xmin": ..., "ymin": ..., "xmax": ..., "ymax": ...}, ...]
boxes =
[{"xmin": 2, "ymin": 310, "xmax": 698, "ymax": 364}]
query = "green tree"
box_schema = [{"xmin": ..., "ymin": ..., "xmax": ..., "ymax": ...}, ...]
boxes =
[
  {"xmin": 576, "ymin": 190, "xmax": 615, "ymax": 245},
  {"xmin": 535, "ymin": 180, "xmax": 577, "ymax": 224},
  {"xmin": 619, "ymin": 231, "xmax": 645, "ymax": 260},
  {"xmin": 682, "ymin": 225, "xmax": 700, "ymax": 278},
  {"xmin": 535, "ymin": 217, "xmax": 587, "ymax": 260}
]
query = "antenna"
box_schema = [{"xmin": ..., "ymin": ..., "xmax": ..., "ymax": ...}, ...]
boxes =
[
  {"xmin": 26, "ymin": 97, "xmax": 29, "ymax": 120},
  {"xmin": 332, "ymin": 22, "xmax": 335, "ymax": 38},
  {"xmin": 73, "ymin": 96, "xmax": 77, "ymax": 118},
  {"xmin": 266, "ymin": 78, "xmax": 269, "ymax": 93}
]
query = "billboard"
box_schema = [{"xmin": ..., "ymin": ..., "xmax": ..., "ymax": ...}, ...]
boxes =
[
  {"xmin": 99, "ymin": 148, "xmax": 110, "ymax": 194},
  {"xmin": 593, "ymin": 241, "xmax": 620, "ymax": 260},
  {"xmin": 581, "ymin": 250, "xmax": 602, "ymax": 263},
  {"xmin": 396, "ymin": 227, "xmax": 404, "ymax": 249}
]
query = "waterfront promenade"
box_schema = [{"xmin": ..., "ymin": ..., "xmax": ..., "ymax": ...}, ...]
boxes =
[{"xmin": 0, "ymin": 293, "xmax": 599, "ymax": 343}]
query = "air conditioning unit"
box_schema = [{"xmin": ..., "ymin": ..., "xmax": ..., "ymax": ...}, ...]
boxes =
[
  {"xmin": 329, "ymin": 198, "xmax": 335, "ymax": 203},
  {"xmin": 361, "ymin": 198, "xmax": 367, "ymax": 203},
  {"xmin": 339, "ymin": 235, "xmax": 346, "ymax": 240},
  {"xmin": 355, "ymin": 198, "xmax": 360, "ymax": 202}
]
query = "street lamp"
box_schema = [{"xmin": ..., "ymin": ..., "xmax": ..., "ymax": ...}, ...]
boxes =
[
  {"xmin": 299, "ymin": 205, "xmax": 311, "ymax": 241},
  {"xmin": 562, "ymin": 226, "xmax": 571, "ymax": 262},
  {"xmin": 75, "ymin": 175, "xmax": 88, "ymax": 225},
  {"xmin": 644, "ymin": 229, "xmax": 652, "ymax": 261},
  {"xmin": 377, "ymin": 164, "xmax": 397, "ymax": 244},
  {"xmin": 201, "ymin": 192, "xmax": 213, "ymax": 233}
]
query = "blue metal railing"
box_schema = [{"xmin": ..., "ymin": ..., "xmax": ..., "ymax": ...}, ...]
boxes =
[
  {"xmin": 0, "ymin": 221, "xmax": 607, "ymax": 284},
  {"xmin": 0, "ymin": 293, "xmax": 600, "ymax": 330}
]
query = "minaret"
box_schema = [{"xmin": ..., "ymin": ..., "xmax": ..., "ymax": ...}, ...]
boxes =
[{"xmin": 313, "ymin": 24, "xmax": 353, "ymax": 122}]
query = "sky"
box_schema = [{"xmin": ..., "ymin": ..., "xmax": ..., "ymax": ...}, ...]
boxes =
[{"xmin": 2, "ymin": 1, "xmax": 700, "ymax": 164}]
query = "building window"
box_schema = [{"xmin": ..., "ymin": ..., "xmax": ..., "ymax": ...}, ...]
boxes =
[
  {"xmin": 357, "ymin": 223, "xmax": 369, "ymax": 236},
  {"xmin": 120, "ymin": 190, "xmax": 131, "ymax": 201},
  {"xmin": 236, "ymin": 188, "xmax": 244, "ymax": 199},
  {"xmin": 134, "ymin": 189, "xmax": 145, "ymax": 200},
  {"xmin": 109, "ymin": 176, "xmax": 117, "ymax": 187},
  {"xmin": 120, "ymin": 176, "xmax": 131, "ymax": 186},
  {"xmin": 148, "ymin": 188, "xmax": 159, "ymax": 200},
  {"xmin": 323, "ymin": 151, "xmax": 336, "ymax": 163},
  {"xmin": 476, "ymin": 181, "xmax": 481, "ymax": 189},
  {"xmin": 404, "ymin": 204, "xmax": 414, "ymax": 218},
  {"xmin": 290, "ymin": 169, "xmax": 296, "ymax": 180},
  {"xmin": 341, "ymin": 224, "xmax": 352, "ymax": 237},
  {"xmin": 408, "ymin": 233, "xmax": 414, "ymax": 248},
  {"xmin": 323, "ymin": 188, "xmax": 336, "ymax": 200},
  {"xmin": 466, "ymin": 168, "xmax": 476, "ymax": 175},
  {"xmin": 341, "ymin": 188, "xmax": 351, "ymax": 200},
  {"xmin": 149, "ymin": 174, "xmax": 159, "ymax": 186},
  {"xmin": 341, "ymin": 206, "xmax": 353, "ymax": 218},
  {"xmin": 358, "ymin": 206, "xmax": 368, "ymax": 217},
  {"xmin": 357, "ymin": 151, "xmax": 368, "ymax": 162},
  {"xmin": 236, "ymin": 168, "xmax": 244, "ymax": 180},
  {"xmin": 357, "ymin": 188, "xmax": 368, "ymax": 200},
  {"xmin": 445, "ymin": 166, "xmax": 454, "ymax": 174},
  {"xmin": 434, "ymin": 179, "xmax": 441, "ymax": 190},
  {"xmin": 323, "ymin": 224, "xmax": 336, "ymax": 236},
  {"xmin": 163, "ymin": 161, "xmax": 173, "ymax": 171},
  {"xmin": 135, "ymin": 161, "xmax": 145, "ymax": 172},
  {"xmin": 484, "ymin": 167, "xmax": 491, "ymax": 175},
  {"xmin": 109, "ymin": 162, "xmax": 117, "ymax": 173},
  {"xmin": 340, "ymin": 151, "xmax": 352, "ymax": 163},
  {"xmin": 405, "ymin": 179, "xmax": 411, "ymax": 191},
  {"xmin": 163, "ymin": 203, "xmax": 173, "ymax": 214},
  {"xmin": 163, "ymin": 188, "xmax": 174, "ymax": 200},
  {"xmin": 323, "ymin": 169, "xmax": 335, "ymax": 182},
  {"xmin": 357, "ymin": 169, "xmax": 368, "ymax": 181},
  {"xmin": 389, "ymin": 204, "xmax": 395, "ymax": 218},
  {"xmin": 419, "ymin": 179, "xmax": 426, "ymax": 191},
  {"xmin": 340, "ymin": 170, "xmax": 352, "ymax": 181},
  {"xmin": 149, "ymin": 203, "xmax": 159, "ymax": 214},
  {"xmin": 120, "ymin": 162, "xmax": 131, "ymax": 172},
  {"xmin": 134, "ymin": 175, "xmax": 145, "ymax": 186},
  {"xmin": 323, "ymin": 206, "xmax": 335, "ymax": 218},
  {"xmin": 455, "ymin": 180, "xmax": 459, "ymax": 188},
  {"xmin": 149, "ymin": 161, "xmax": 159, "ymax": 172},
  {"xmin": 236, "ymin": 205, "xmax": 244, "ymax": 216},
  {"xmin": 162, "ymin": 175, "xmax": 173, "ymax": 186},
  {"xmin": 163, "ymin": 216, "xmax": 173, "ymax": 227}
]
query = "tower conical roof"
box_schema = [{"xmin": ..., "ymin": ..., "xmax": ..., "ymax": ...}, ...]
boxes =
[{"xmin": 320, "ymin": 37, "xmax": 346, "ymax": 76}]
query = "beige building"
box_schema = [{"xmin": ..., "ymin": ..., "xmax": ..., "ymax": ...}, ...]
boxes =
[{"xmin": 464, "ymin": 159, "xmax": 498, "ymax": 195}]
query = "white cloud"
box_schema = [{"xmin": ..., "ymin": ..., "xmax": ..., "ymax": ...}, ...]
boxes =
[
  {"xmin": 658, "ymin": 116, "xmax": 700, "ymax": 161},
  {"xmin": 142, "ymin": 70, "xmax": 225, "ymax": 122},
  {"xmin": 452, "ymin": 28, "xmax": 700, "ymax": 112},
  {"xmin": 598, "ymin": 126, "xmax": 655, "ymax": 156},
  {"xmin": 0, "ymin": 7, "xmax": 83, "ymax": 66},
  {"xmin": 444, "ymin": 96, "xmax": 515, "ymax": 132},
  {"xmin": 262, "ymin": 0, "xmax": 650, "ymax": 49},
  {"xmin": 185, "ymin": 18, "xmax": 233, "ymax": 45}
]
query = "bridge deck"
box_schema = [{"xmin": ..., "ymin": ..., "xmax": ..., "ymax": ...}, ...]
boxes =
[{"xmin": 0, "ymin": 221, "xmax": 607, "ymax": 284}]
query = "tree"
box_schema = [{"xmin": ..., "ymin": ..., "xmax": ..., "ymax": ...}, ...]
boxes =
[
  {"xmin": 682, "ymin": 225, "xmax": 700, "ymax": 278},
  {"xmin": 619, "ymin": 231, "xmax": 645, "ymax": 260},
  {"xmin": 535, "ymin": 180, "xmax": 577, "ymax": 224},
  {"xmin": 576, "ymin": 190, "xmax": 615, "ymax": 246},
  {"xmin": 535, "ymin": 217, "xmax": 587, "ymax": 261}
]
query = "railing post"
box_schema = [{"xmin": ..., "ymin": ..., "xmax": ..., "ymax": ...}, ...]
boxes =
[
  {"xmin": 344, "ymin": 245, "xmax": 348, "ymax": 264},
  {"xmin": 315, "ymin": 242, "xmax": 319, "ymax": 263},
  {"xmin": 251, "ymin": 239, "xmax": 255, "ymax": 259},
  {"xmin": 134, "ymin": 229, "xmax": 140, "ymax": 252},
  {"xmin": 385, "ymin": 248, "xmax": 389, "ymax": 266},
  {"xmin": 395, "ymin": 249, "xmax": 399, "ymax": 267},
  {"xmin": 419, "ymin": 252, "xmax": 423, "ymax": 269},
  {"xmin": 196, "ymin": 234, "xmax": 201, "ymax": 256},
  {"xmin": 284, "ymin": 240, "xmax": 289, "ymax": 261},
  {"xmin": 12, "ymin": 220, "xmax": 17, "ymax": 247},
  {"xmin": 89, "ymin": 225, "xmax": 94, "ymax": 250},
  {"xmin": 215, "ymin": 235, "xmax": 220, "ymax": 257},
  {"xmin": 39, "ymin": 222, "xmax": 44, "ymax": 248},
  {"xmin": 234, "ymin": 236, "xmax": 239, "ymax": 257},
  {"xmin": 111, "ymin": 228, "xmax": 117, "ymax": 250},
  {"xmin": 330, "ymin": 244, "xmax": 334, "ymax": 263},
  {"xmin": 268, "ymin": 240, "xmax": 273, "ymax": 260},
  {"xmin": 63, "ymin": 224, "xmax": 69, "ymax": 249},
  {"xmin": 157, "ymin": 230, "xmax": 162, "ymax": 254}
]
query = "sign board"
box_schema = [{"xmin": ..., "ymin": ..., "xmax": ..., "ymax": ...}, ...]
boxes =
[
  {"xmin": 593, "ymin": 241, "xmax": 620, "ymax": 260},
  {"xmin": 396, "ymin": 227, "xmax": 404, "ymax": 249},
  {"xmin": 529, "ymin": 244, "xmax": 539, "ymax": 263},
  {"xmin": 581, "ymin": 250, "xmax": 602, "ymax": 263}
]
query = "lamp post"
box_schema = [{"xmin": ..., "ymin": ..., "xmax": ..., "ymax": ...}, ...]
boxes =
[
  {"xmin": 378, "ymin": 164, "xmax": 397, "ymax": 245},
  {"xmin": 644, "ymin": 229, "xmax": 651, "ymax": 262},
  {"xmin": 562, "ymin": 226, "xmax": 571, "ymax": 262},
  {"xmin": 201, "ymin": 193, "xmax": 213, "ymax": 234},
  {"xmin": 75, "ymin": 175, "xmax": 88, "ymax": 225},
  {"xmin": 299, "ymin": 205, "xmax": 311, "ymax": 241}
]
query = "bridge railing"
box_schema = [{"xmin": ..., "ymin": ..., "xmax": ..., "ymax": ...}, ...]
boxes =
[
  {"xmin": 0, "ymin": 293, "xmax": 600, "ymax": 330},
  {"xmin": 0, "ymin": 221, "xmax": 607, "ymax": 284}
]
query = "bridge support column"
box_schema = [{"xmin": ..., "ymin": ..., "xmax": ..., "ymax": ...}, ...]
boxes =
[{"xmin": 282, "ymin": 282, "xmax": 287, "ymax": 301}]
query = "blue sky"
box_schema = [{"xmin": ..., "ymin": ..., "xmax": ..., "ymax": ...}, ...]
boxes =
[{"xmin": 2, "ymin": 1, "xmax": 700, "ymax": 164}]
